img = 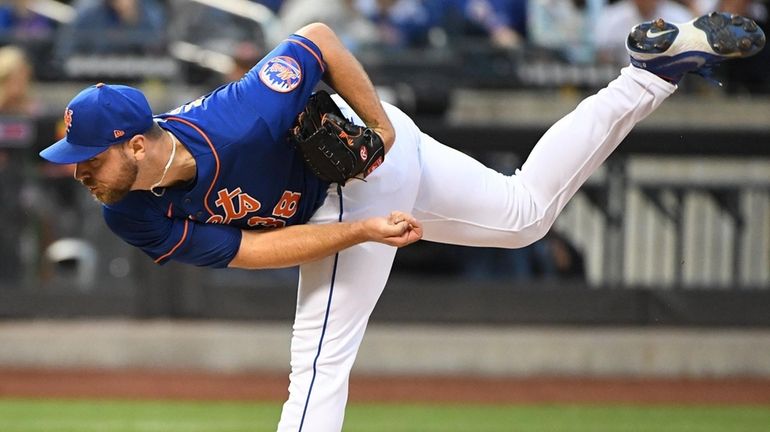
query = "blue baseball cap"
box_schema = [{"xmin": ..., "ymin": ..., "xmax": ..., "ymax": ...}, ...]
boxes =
[{"xmin": 40, "ymin": 83, "xmax": 154, "ymax": 164}]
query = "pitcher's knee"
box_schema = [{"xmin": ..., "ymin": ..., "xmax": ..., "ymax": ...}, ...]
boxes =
[{"xmin": 504, "ymin": 217, "xmax": 555, "ymax": 248}]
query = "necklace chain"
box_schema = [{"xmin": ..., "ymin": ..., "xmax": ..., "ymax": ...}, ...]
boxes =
[{"xmin": 150, "ymin": 131, "xmax": 178, "ymax": 197}]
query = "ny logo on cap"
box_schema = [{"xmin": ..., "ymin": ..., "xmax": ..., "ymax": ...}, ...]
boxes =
[{"xmin": 63, "ymin": 108, "xmax": 73, "ymax": 133}]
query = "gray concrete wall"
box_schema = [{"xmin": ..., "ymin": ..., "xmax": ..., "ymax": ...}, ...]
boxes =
[{"xmin": 1, "ymin": 321, "xmax": 769, "ymax": 378}]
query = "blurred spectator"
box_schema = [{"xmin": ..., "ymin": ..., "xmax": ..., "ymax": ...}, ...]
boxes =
[
  {"xmin": 0, "ymin": 1, "xmax": 58, "ymax": 81},
  {"xmin": 0, "ymin": 45, "xmax": 37, "ymax": 115},
  {"xmin": 682, "ymin": 0, "xmax": 719, "ymax": 15},
  {"xmin": 9, "ymin": 45, "xmax": 85, "ymax": 284},
  {"xmin": 288, "ymin": 0, "xmax": 529, "ymax": 52},
  {"xmin": 168, "ymin": 0, "xmax": 270, "ymax": 85},
  {"xmin": 595, "ymin": 0, "xmax": 693, "ymax": 65},
  {"xmin": 0, "ymin": 46, "xmax": 37, "ymax": 177},
  {"xmin": 225, "ymin": 41, "xmax": 262, "ymax": 82},
  {"xmin": 280, "ymin": 0, "xmax": 378, "ymax": 52},
  {"xmin": 254, "ymin": 0, "xmax": 284, "ymax": 13},
  {"xmin": 0, "ymin": 45, "xmax": 34, "ymax": 179},
  {"xmin": 528, "ymin": 0, "xmax": 607, "ymax": 64},
  {"xmin": 355, "ymin": 0, "xmax": 436, "ymax": 49},
  {"xmin": 428, "ymin": 0, "xmax": 528, "ymax": 49},
  {"xmin": 463, "ymin": 0, "xmax": 527, "ymax": 48},
  {"xmin": 547, "ymin": 231, "xmax": 586, "ymax": 279},
  {"xmin": 462, "ymin": 231, "xmax": 585, "ymax": 281},
  {"xmin": 0, "ymin": 45, "xmax": 40, "ymax": 281},
  {"xmin": 713, "ymin": 0, "xmax": 770, "ymax": 93},
  {"xmin": 54, "ymin": 0, "xmax": 166, "ymax": 60},
  {"xmin": 0, "ymin": 0, "xmax": 55, "ymax": 42}
]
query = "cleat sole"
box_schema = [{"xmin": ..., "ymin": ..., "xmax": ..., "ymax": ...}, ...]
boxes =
[
  {"xmin": 626, "ymin": 18, "xmax": 678, "ymax": 54},
  {"xmin": 739, "ymin": 37, "xmax": 753, "ymax": 52},
  {"xmin": 627, "ymin": 12, "xmax": 765, "ymax": 82},
  {"xmin": 693, "ymin": 13, "xmax": 765, "ymax": 58}
]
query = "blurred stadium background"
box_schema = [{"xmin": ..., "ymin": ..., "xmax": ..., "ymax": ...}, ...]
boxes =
[{"xmin": 0, "ymin": 0, "xmax": 768, "ymax": 430}]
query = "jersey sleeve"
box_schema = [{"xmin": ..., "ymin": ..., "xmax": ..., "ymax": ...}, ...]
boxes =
[
  {"xmin": 103, "ymin": 206, "xmax": 242, "ymax": 268},
  {"xmin": 233, "ymin": 34, "xmax": 327, "ymax": 141}
]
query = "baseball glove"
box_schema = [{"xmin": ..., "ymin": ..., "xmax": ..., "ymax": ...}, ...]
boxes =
[{"xmin": 289, "ymin": 90, "xmax": 385, "ymax": 185}]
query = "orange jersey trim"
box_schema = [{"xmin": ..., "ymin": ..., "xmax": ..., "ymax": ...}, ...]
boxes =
[
  {"xmin": 166, "ymin": 202, "xmax": 173, "ymax": 218},
  {"xmin": 165, "ymin": 117, "xmax": 221, "ymax": 217},
  {"xmin": 287, "ymin": 39, "xmax": 326, "ymax": 73},
  {"xmin": 154, "ymin": 219, "xmax": 189, "ymax": 264}
]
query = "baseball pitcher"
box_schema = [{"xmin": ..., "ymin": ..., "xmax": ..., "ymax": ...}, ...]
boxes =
[{"xmin": 40, "ymin": 13, "xmax": 764, "ymax": 432}]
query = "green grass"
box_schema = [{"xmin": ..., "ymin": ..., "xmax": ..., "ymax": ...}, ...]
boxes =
[{"xmin": 0, "ymin": 399, "xmax": 768, "ymax": 432}]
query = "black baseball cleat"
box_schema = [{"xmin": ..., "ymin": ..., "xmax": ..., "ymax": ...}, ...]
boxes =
[{"xmin": 626, "ymin": 12, "xmax": 766, "ymax": 83}]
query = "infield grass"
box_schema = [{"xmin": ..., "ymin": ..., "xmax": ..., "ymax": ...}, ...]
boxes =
[{"xmin": 0, "ymin": 399, "xmax": 768, "ymax": 432}]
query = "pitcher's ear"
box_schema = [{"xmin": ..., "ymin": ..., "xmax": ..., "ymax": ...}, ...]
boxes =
[{"xmin": 126, "ymin": 134, "xmax": 147, "ymax": 161}]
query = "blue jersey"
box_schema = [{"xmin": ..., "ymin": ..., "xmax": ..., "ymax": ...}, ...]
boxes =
[{"xmin": 103, "ymin": 35, "xmax": 330, "ymax": 268}]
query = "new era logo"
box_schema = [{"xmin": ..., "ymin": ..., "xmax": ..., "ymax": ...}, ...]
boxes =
[{"xmin": 114, "ymin": 130, "xmax": 125, "ymax": 138}]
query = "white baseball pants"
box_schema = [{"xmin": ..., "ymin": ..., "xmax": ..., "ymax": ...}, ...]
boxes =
[{"xmin": 276, "ymin": 66, "xmax": 676, "ymax": 431}]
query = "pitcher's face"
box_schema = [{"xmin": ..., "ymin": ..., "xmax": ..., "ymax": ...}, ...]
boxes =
[{"xmin": 74, "ymin": 144, "xmax": 137, "ymax": 205}]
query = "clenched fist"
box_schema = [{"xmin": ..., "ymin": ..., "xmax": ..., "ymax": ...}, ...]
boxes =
[{"xmin": 359, "ymin": 211, "xmax": 422, "ymax": 247}]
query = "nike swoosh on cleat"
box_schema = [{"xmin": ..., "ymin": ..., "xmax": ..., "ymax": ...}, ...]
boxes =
[{"xmin": 646, "ymin": 28, "xmax": 676, "ymax": 38}]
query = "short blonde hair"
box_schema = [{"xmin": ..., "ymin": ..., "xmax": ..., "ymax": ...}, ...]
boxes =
[{"xmin": 0, "ymin": 46, "xmax": 28, "ymax": 83}]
